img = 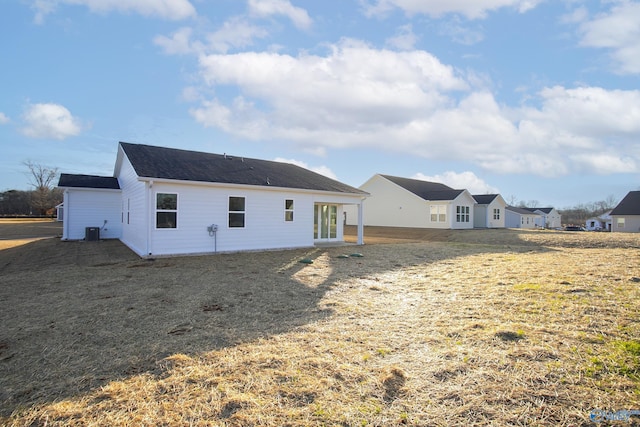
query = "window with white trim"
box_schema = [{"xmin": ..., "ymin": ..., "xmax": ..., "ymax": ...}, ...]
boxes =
[
  {"xmin": 456, "ymin": 205, "xmax": 469, "ymax": 222},
  {"xmin": 430, "ymin": 205, "xmax": 446, "ymax": 222},
  {"xmin": 493, "ymin": 208, "xmax": 500, "ymax": 220},
  {"xmin": 229, "ymin": 196, "xmax": 245, "ymax": 228},
  {"xmin": 156, "ymin": 193, "xmax": 177, "ymax": 228},
  {"xmin": 285, "ymin": 199, "xmax": 294, "ymax": 222},
  {"xmin": 617, "ymin": 218, "xmax": 625, "ymax": 229}
]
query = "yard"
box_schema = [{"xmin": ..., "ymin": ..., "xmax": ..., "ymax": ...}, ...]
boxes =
[{"xmin": 1, "ymin": 220, "xmax": 639, "ymax": 426}]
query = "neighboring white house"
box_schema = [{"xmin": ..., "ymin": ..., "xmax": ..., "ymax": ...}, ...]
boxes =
[
  {"xmin": 505, "ymin": 206, "xmax": 541, "ymax": 229},
  {"xmin": 610, "ymin": 191, "xmax": 640, "ymax": 233},
  {"xmin": 472, "ymin": 194, "xmax": 506, "ymax": 228},
  {"xmin": 522, "ymin": 207, "xmax": 562, "ymax": 229},
  {"xmin": 58, "ymin": 142, "xmax": 368, "ymax": 256},
  {"xmin": 585, "ymin": 210, "xmax": 612, "ymax": 231},
  {"xmin": 345, "ymin": 174, "xmax": 476, "ymax": 229}
]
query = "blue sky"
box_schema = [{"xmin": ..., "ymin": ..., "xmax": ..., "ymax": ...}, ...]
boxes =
[{"xmin": 1, "ymin": 0, "xmax": 639, "ymax": 208}]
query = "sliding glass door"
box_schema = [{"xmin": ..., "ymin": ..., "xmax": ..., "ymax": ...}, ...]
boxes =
[{"xmin": 314, "ymin": 204, "xmax": 337, "ymax": 240}]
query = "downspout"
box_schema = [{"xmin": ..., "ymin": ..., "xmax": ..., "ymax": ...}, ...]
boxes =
[
  {"xmin": 146, "ymin": 180, "xmax": 153, "ymax": 256},
  {"xmin": 357, "ymin": 198, "xmax": 364, "ymax": 245},
  {"xmin": 62, "ymin": 189, "xmax": 69, "ymax": 240}
]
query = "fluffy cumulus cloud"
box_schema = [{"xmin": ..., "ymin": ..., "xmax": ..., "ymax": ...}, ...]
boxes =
[
  {"xmin": 21, "ymin": 103, "xmax": 84, "ymax": 140},
  {"xmin": 0, "ymin": 112, "xmax": 9, "ymax": 124},
  {"xmin": 31, "ymin": 0, "xmax": 196, "ymax": 23},
  {"xmin": 361, "ymin": 0, "xmax": 543, "ymax": 19},
  {"xmin": 186, "ymin": 35, "xmax": 640, "ymax": 177},
  {"xmin": 577, "ymin": 1, "xmax": 640, "ymax": 74},
  {"xmin": 413, "ymin": 171, "xmax": 499, "ymax": 194},
  {"xmin": 248, "ymin": 0, "xmax": 313, "ymax": 30}
]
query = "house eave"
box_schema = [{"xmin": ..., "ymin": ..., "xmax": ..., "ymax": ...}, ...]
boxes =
[{"xmin": 136, "ymin": 176, "xmax": 369, "ymax": 199}]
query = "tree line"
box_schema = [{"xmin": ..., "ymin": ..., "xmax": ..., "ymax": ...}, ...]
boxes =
[
  {"xmin": 510, "ymin": 195, "xmax": 619, "ymax": 226},
  {"xmin": 0, "ymin": 162, "xmax": 622, "ymax": 225},
  {"xmin": 0, "ymin": 162, "xmax": 63, "ymax": 217}
]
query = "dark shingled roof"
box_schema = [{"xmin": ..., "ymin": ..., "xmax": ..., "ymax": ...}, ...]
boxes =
[
  {"xmin": 506, "ymin": 206, "xmax": 540, "ymax": 215},
  {"xmin": 523, "ymin": 207, "xmax": 555, "ymax": 214},
  {"xmin": 473, "ymin": 194, "xmax": 499, "ymax": 204},
  {"xmin": 380, "ymin": 174, "xmax": 464, "ymax": 201},
  {"xmin": 58, "ymin": 173, "xmax": 120, "ymax": 189},
  {"xmin": 610, "ymin": 191, "xmax": 640, "ymax": 215},
  {"xmin": 120, "ymin": 142, "xmax": 367, "ymax": 195}
]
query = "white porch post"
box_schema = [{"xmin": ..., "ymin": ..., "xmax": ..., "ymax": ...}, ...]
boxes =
[{"xmin": 357, "ymin": 200, "xmax": 364, "ymax": 245}]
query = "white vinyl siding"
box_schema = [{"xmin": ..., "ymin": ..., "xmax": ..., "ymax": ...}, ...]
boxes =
[
  {"xmin": 117, "ymin": 154, "xmax": 147, "ymax": 256},
  {"xmin": 61, "ymin": 188, "xmax": 121, "ymax": 240},
  {"xmin": 143, "ymin": 183, "xmax": 332, "ymax": 256}
]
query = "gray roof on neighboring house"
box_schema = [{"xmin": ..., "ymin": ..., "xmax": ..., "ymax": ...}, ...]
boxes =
[
  {"xmin": 120, "ymin": 142, "xmax": 367, "ymax": 195},
  {"xmin": 58, "ymin": 173, "xmax": 120, "ymax": 189},
  {"xmin": 473, "ymin": 194, "xmax": 499, "ymax": 205},
  {"xmin": 506, "ymin": 206, "xmax": 541, "ymax": 215},
  {"xmin": 380, "ymin": 174, "xmax": 465, "ymax": 201},
  {"xmin": 523, "ymin": 207, "xmax": 555, "ymax": 214},
  {"xmin": 610, "ymin": 191, "xmax": 640, "ymax": 215}
]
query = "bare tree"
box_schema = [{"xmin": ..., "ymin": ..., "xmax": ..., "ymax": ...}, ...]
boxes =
[{"xmin": 24, "ymin": 161, "xmax": 60, "ymax": 215}]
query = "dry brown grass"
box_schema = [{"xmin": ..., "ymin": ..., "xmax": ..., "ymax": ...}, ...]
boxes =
[{"xmin": 1, "ymin": 224, "xmax": 640, "ymax": 426}]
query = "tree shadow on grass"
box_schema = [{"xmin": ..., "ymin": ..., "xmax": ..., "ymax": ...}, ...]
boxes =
[{"xmin": 0, "ymin": 234, "xmax": 552, "ymax": 418}]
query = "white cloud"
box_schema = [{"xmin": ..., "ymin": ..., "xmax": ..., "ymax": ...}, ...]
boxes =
[
  {"xmin": 21, "ymin": 103, "xmax": 84, "ymax": 140},
  {"xmin": 206, "ymin": 17, "xmax": 270, "ymax": 53},
  {"xmin": 155, "ymin": 18, "xmax": 269, "ymax": 56},
  {"xmin": 413, "ymin": 171, "xmax": 499, "ymax": 194},
  {"xmin": 31, "ymin": 0, "xmax": 196, "ymax": 23},
  {"xmin": 248, "ymin": 0, "xmax": 312, "ymax": 30},
  {"xmin": 361, "ymin": 0, "xmax": 543, "ymax": 20},
  {"xmin": 578, "ymin": 1, "xmax": 640, "ymax": 74},
  {"xmin": 385, "ymin": 24, "xmax": 418, "ymax": 50},
  {"xmin": 0, "ymin": 112, "xmax": 9, "ymax": 124},
  {"xmin": 438, "ymin": 17, "xmax": 484, "ymax": 45},
  {"xmin": 154, "ymin": 27, "xmax": 202, "ymax": 55},
  {"xmin": 186, "ymin": 38, "xmax": 640, "ymax": 178},
  {"xmin": 273, "ymin": 158, "xmax": 338, "ymax": 179}
]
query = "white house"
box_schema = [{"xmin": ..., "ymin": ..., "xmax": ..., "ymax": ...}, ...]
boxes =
[
  {"xmin": 585, "ymin": 210, "xmax": 612, "ymax": 231},
  {"xmin": 522, "ymin": 207, "xmax": 562, "ymax": 229},
  {"xmin": 346, "ymin": 174, "xmax": 476, "ymax": 229},
  {"xmin": 58, "ymin": 142, "xmax": 368, "ymax": 256},
  {"xmin": 610, "ymin": 191, "xmax": 640, "ymax": 233},
  {"xmin": 505, "ymin": 206, "xmax": 541, "ymax": 229},
  {"xmin": 472, "ymin": 194, "xmax": 506, "ymax": 228}
]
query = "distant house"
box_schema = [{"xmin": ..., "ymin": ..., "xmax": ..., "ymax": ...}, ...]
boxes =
[
  {"xmin": 585, "ymin": 210, "xmax": 612, "ymax": 231},
  {"xmin": 472, "ymin": 194, "xmax": 506, "ymax": 228},
  {"xmin": 520, "ymin": 207, "xmax": 562, "ymax": 229},
  {"xmin": 610, "ymin": 191, "xmax": 640, "ymax": 233},
  {"xmin": 346, "ymin": 174, "xmax": 476, "ymax": 229},
  {"xmin": 58, "ymin": 142, "xmax": 368, "ymax": 256},
  {"xmin": 505, "ymin": 206, "xmax": 541, "ymax": 229}
]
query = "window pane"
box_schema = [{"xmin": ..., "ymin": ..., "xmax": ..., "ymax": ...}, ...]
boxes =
[
  {"xmin": 157, "ymin": 212, "xmax": 177, "ymax": 228},
  {"xmin": 229, "ymin": 212, "xmax": 245, "ymax": 228},
  {"xmin": 229, "ymin": 196, "xmax": 245, "ymax": 212},
  {"xmin": 285, "ymin": 199, "xmax": 294, "ymax": 210},
  {"xmin": 157, "ymin": 193, "xmax": 177, "ymax": 210},
  {"xmin": 285, "ymin": 211, "xmax": 294, "ymax": 221}
]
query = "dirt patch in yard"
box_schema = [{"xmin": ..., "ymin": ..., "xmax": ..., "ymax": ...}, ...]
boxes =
[{"xmin": 1, "ymin": 223, "xmax": 640, "ymax": 426}]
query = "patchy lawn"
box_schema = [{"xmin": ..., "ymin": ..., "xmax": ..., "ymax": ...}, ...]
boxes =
[{"xmin": 1, "ymin": 226, "xmax": 639, "ymax": 426}]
